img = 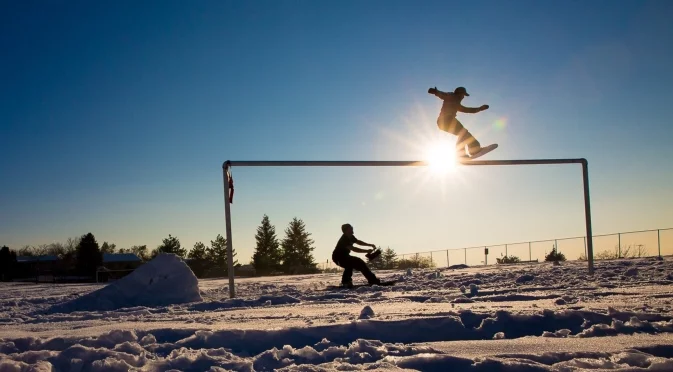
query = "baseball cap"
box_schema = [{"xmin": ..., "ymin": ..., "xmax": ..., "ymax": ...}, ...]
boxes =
[{"xmin": 454, "ymin": 87, "xmax": 470, "ymax": 96}]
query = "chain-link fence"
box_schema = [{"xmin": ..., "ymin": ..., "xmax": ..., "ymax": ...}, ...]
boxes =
[{"xmin": 318, "ymin": 228, "xmax": 672, "ymax": 271}]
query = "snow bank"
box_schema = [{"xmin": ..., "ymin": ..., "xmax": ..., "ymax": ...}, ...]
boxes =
[
  {"xmin": 46, "ymin": 254, "xmax": 202, "ymax": 313},
  {"xmin": 3, "ymin": 330, "xmax": 673, "ymax": 371}
]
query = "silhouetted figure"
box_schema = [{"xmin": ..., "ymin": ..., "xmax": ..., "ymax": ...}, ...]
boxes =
[
  {"xmin": 331, "ymin": 224, "xmax": 380, "ymax": 288},
  {"xmin": 428, "ymin": 86, "xmax": 490, "ymax": 158}
]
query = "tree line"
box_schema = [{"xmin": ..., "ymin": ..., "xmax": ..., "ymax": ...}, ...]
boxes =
[
  {"xmin": 0, "ymin": 231, "xmax": 238, "ymax": 281},
  {"xmin": 1, "ymin": 214, "xmax": 447, "ymax": 282},
  {"xmin": 0, "ymin": 214, "xmax": 320, "ymax": 281}
]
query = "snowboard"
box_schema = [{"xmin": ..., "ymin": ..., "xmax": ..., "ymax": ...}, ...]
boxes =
[
  {"xmin": 458, "ymin": 143, "xmax": 498, "ymax": 161},
  {"xmin": 325, "ymin": 280, "xmax": 397, "ymax": 290},
  {"xmin": 366, "ymin": 247, "xmax": 382, "ymax": 261}
]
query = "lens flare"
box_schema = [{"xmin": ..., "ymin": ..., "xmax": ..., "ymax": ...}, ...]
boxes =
[{"xmin": 493, "ymin": 117, "xmax": 507, "ymax": 130}]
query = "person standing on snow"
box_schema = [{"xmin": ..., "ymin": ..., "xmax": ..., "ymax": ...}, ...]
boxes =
[
  {"xmin": 331, "ymin": 223, "xmax": 381, "ymax": 288},
  {"xmin": 428, "ymin": 86, "xmax": 490, "ymax": 158}
]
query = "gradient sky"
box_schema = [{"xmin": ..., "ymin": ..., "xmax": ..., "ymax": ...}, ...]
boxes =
[{"xmin": 2, "ymin": 0, "xmax": 673, "ymax": 265}]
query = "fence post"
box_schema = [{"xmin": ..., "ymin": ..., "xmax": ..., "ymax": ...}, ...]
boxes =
[
  {"xmin": 446, "ymin": 250, "xmax": 450, "ymax": 268},
  {"xmin": 584, "ymin": 237, "xmax": 587, "ymax": 259},
  {"xmin": 658, "ymin": 229, "xmax": 661, "ymax": 257},
  {"xmin": 529, "ymin": 242, "xmax": 532, "ymax": 261},
  {"xmin": 505, "ymin": 244, "xmax": 508, "ymax": 257},
  {"xmin": 430, "ymin": 252, "xmax": 433, "ymax": 267},
  {"xmin": 618, "ymin": 233, "xmax": 622, "ymax": 258},
  {"xmin": 464, "ymin": 248, "xmax": 467, "ymax": 265}
]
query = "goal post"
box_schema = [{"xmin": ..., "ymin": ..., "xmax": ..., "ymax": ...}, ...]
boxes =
[{"xmin": 222, "ymin": 158, "xmax": 594, "ymax": 298}]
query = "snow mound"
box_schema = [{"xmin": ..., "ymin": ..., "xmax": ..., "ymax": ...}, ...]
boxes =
[
  {"xmin": 47, "ymin": 254, "xmax": 202, "ymax": 313},
  {"xmin": 359, "ymin": 306, "xmax": 375, "ymax": 319}
]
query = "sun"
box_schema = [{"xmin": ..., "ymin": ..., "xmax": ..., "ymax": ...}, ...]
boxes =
[{"xmin": 424, "ymin": 140, "xmax": 457, "ymax": 175}]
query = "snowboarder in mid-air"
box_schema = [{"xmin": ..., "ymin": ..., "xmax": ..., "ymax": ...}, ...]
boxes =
[
  {"xmin": 332, "ymin": 223, "xmax": 381, "ymax": 288},
  {"xmin": 428, "ymin": 86, "xmax": 491, "ymax": 158}
]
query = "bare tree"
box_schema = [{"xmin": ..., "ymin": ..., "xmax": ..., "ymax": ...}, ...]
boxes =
[
  {"xmin": 47, "ymin": 242, "xmax": 66, "ymax": 257},
  {"xmin": 18, "ymin": 245, "xmax": 35, "ymax": 256}
]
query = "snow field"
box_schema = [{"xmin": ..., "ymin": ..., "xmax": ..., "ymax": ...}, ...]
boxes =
[{"xmin": 1, "ymin": 255, "xmax": 673, "ymax": 371}]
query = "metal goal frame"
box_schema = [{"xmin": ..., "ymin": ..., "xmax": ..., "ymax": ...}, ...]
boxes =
[{"xmin": 222, "ymin": 158, "xmax": 594, "ymax": 298}]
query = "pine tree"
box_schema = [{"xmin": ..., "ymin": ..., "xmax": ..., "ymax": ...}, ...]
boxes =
[
  {"xmin": 381, "ymin": 247, "xmax": 398, "ymax": 269},
  {"xmin": 280, "ymin": 217, "xmax": 317, "ymax": 274},
  {"xmin": 155, "ymin": 234, "xmax": 187, "ymax": 258},
  {"xmin": 0, "ymin": 246, "xmax": 16, "ymax": 281},
  {"xmin": 207, "ymin": 234, "xmax": 237, "ymax": 276},
  {"xmin": 188, "ymin": 241, "xmax": 209, "ymax": 277},
  {"xmin": 189, "ymin": 242, "xmax": 208, "ymax": 261},
  {"xmin": 545, "ymin": 244, "xmax": 566, "ymax": 262},
  {"xmin": 76, "ymin": 232, "xmax": 103, "ymax": 277},
  {"xmin": 251, "ymin": 214, "xmax": 282, "ymax": 275}
]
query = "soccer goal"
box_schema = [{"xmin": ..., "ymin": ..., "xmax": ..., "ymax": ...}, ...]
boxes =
[{"xmin": 221, "ymin": 158, "xmax": 595, "ymax": 298}]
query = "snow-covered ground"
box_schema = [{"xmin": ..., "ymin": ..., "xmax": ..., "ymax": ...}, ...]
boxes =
[{"xmin": 2, "ymin": 255, "xmax": 673, "ymax": 371}]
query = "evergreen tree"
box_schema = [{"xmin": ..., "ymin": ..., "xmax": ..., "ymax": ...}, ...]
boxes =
[
  {"xmin": 189, "ymin": 242, "xmax": 208, "ymax": 261},
  {"xmin": 76, "ymin": 233, "xmax": 103, "ymax": 277},
  {"xmin": 381, "ymin": 247, "xmax": 398, "ymax": 269},
  {"xmin": 280, "ymin": 217, "xmax": 317, "ymax": 274},
  {"xmin": 207, "ymin": 234, "xmax": 236, "ymax": 276},
  {"xmin": 251, "ymin": 214, "xmax": 282, "ymax": 275},
  {"xmin": 188, "ymin": 241, "xmax": 209, "ymax": 277},
  {"xmin": 545, "ymin": 244, "xmax": 566, "ymax": 262},
  {"xmin": 155, "ymin": 234, "xmax": 187, "ymax": 258},
  {"xmin": 0, "ymin": 246, "xmax": 18, "ymax": 281}
]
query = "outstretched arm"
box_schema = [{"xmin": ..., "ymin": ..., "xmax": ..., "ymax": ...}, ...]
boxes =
[
  {"xmin": 352, "ymin": 239, "xmax": 375, "ymax": 252},
  {"xmin": 351, "ymin": 246, "xmax": 372, "ymax": 253},
  {"xmin": 428, "ymin": 87, "xmax": 450, "ymax": 100},
  {"xmin": 458, "ymin": 104, "xmax": 489, "ymax": 113}
]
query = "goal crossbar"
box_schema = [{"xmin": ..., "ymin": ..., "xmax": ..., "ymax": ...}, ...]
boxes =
[{"xmin": 221, "ymin": 158, "xmax": 594, "ymax": 298}]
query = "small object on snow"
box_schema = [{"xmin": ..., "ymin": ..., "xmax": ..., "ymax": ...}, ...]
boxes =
[
  {"xmin": 427, "ymin": 271, "xmax": 442, "ymax": 279},
  {"xmin": 493, "ymin": 332, "xmax": 505, "ymax": 340},
  {"xmin": 459, "ymin": 285, "xmax": 466, "ymax": 293},
  {"xmin": 555, "ymin": 298, "xmax": 566, "ymax": 305},
  {"xmin": 469, "ymin": 283, "xmax": 479, "ymax": 296},
  {"xmin": 625, "ymin": 267, "xmax": 639, "ymax": 277},
  {"xmin": 359, "ymin": 305, "xmax": 375, "ymax": 319},
  {"xmin": 406, "ymin": 268, "xmax": 413, "ymax": 276},
  {"xmin": 516, "ymin": 274, "xmax": 535, "ymax": 284}
]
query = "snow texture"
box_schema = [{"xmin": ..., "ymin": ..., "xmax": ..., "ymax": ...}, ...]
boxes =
[{"xmin": 2, "ymin": 256, "xmax": 673, "ymax": 371}]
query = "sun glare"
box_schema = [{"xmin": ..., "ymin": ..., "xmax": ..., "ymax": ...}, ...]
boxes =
[{"xmin": 425, "ymin": 141, "xmax": 457, "ymax": 175}]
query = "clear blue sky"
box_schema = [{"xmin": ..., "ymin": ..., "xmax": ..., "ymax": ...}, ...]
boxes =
[{"xmin": 2, "ymin": 0, "xmax": 672, "ymax": 264}]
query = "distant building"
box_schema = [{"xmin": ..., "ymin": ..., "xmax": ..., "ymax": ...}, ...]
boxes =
[
  {"xmin": 15, "ymin": 255, "xmax": 59, "ymax": 282},
  {"xmin": 235, "ymin": 264, "xmax": 256, "ymax": 277},
  {"xmin": 102, "ymin": 253, "xmax": 142, "ymax": 270},
  {"xmin": 96, "ymin": 253, "xmax": 143, "ymax": 282}
]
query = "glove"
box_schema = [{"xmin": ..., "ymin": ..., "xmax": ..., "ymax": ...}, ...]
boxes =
[
  {"xmin": 428, "ymin": 87, "xmax": 437, "ymax": 94},
  {"xmin": 479, "ymin": 104, "xmax": 489, "ymax": 111}
]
